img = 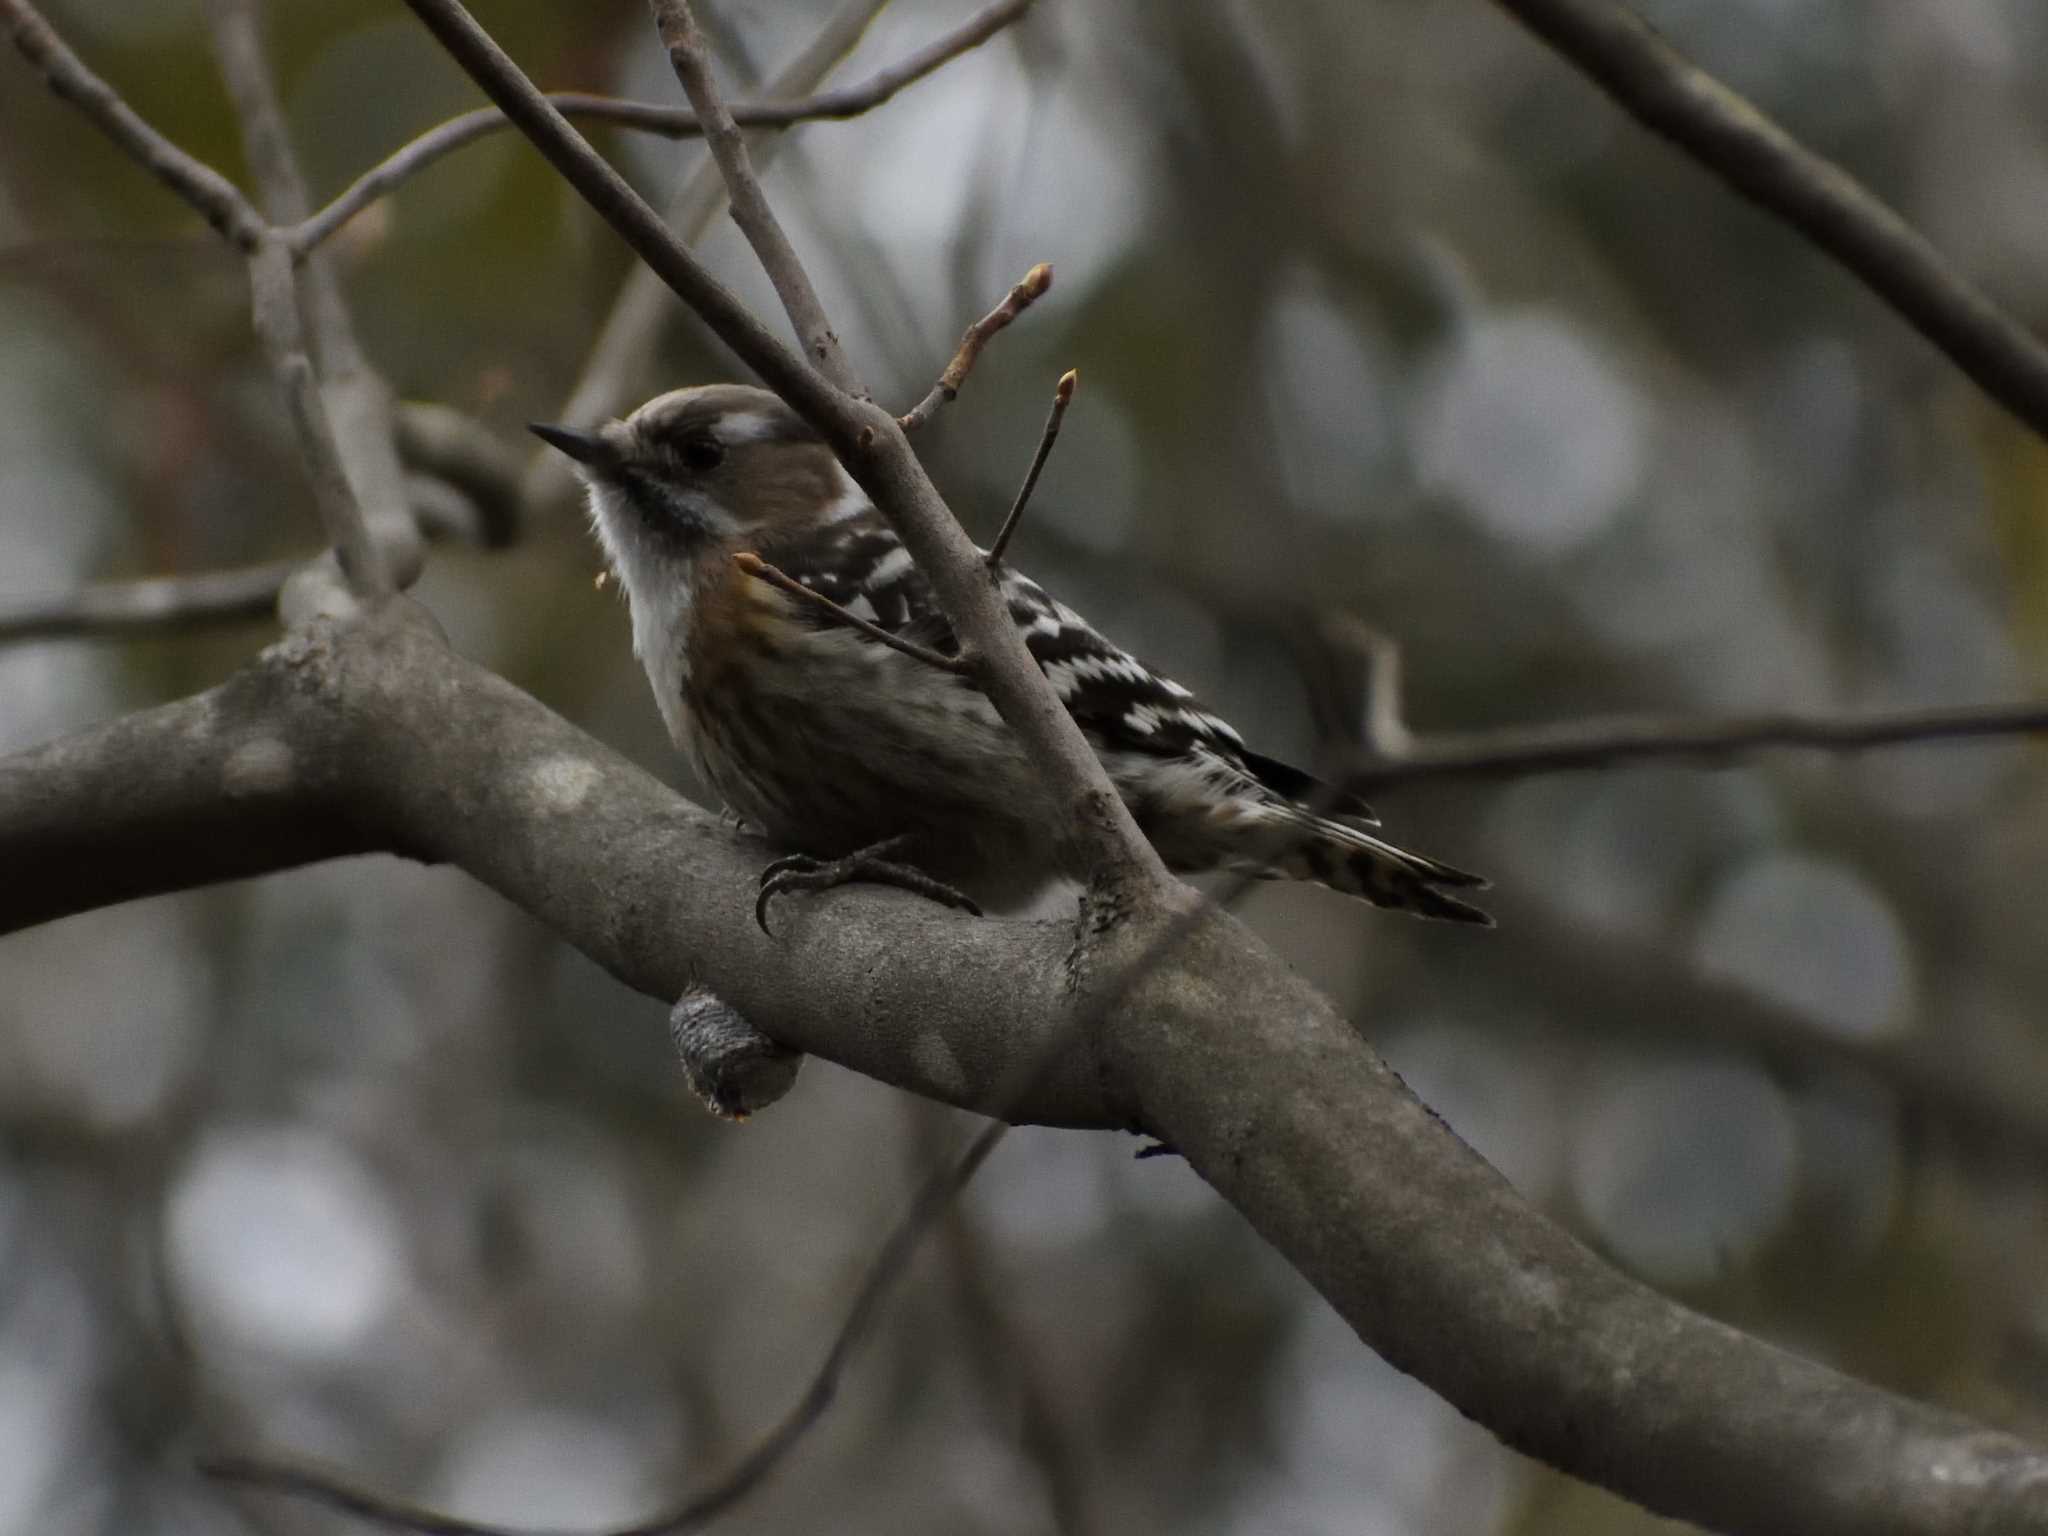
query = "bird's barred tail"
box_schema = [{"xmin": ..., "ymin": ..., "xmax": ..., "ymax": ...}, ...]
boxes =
[{"xmin": 1256, "ymin": 807, "xmax": 1492, "ymax": 926}]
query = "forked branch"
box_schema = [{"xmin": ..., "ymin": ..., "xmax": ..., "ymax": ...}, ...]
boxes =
[
  {"xmin": 650, "ymin": 0, "xmax": 862, "ymax": 394},
  {"xmin": 291, "ymin": 0, "xmax": 1035, "ymax": 255},
  {"xmin": 5, "ymin": 0, "xmax": 393, "ymax": 601},
  {"xmin": 0, "ymin": 0, "xmax": 264, "ymax": 245}
]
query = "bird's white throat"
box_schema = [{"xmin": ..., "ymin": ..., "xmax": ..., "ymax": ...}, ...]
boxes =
[{"xmin": 583, "ymin": 478, "xmax": 698, "ymax": 745}]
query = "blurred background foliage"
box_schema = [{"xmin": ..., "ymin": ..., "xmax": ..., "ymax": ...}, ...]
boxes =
[{"xmin": 4, "ymin": 0, "xmax": 2048, "ymax": 1531}]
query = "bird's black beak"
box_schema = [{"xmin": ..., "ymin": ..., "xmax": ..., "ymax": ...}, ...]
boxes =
[{"xmin": 528, "ymin": 421, "xmax": 613, "ymax": 466}]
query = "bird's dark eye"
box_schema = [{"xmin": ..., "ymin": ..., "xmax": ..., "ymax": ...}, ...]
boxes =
[{"xmin": 680, "ymin": 434, "xmax": 725, "ymax": 472}]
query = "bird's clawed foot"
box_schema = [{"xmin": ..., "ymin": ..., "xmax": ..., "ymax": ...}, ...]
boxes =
[{"xmin": 754, "ymin": 833, "xmax": 983, "ymax": 934}]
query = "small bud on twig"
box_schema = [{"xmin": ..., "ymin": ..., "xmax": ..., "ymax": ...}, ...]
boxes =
[
  {"xmin": 899, "ymin": 262, "xmax": 1056, "ymax": 431},
  {"xmin": 986, "ymin": 368, "xmax": 1078, "ymax": 569}
]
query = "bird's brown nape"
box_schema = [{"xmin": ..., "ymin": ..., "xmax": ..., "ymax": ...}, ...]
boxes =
[{"xmin": 721, "ymin": 438, "xmax": 848, "ymax": 533}]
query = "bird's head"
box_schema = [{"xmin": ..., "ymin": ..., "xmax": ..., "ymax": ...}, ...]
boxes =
[{"xmin": 531, "ymin": 383, "xmax": 867, "ymax": 593}]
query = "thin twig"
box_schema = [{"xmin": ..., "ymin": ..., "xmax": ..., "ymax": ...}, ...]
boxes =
[
  {"xmin": 204, "ymin": 1125, "xmax": 1006, "ymax": 1536},
  {"xmin": 518, "ymin": 0, "xmax": 898, "ymax": 519},
  {"xmin": 0, "ymin": 559, "xmax": 299, "ymax": 643},
  {"xmin": 985, "ymin": 367, "xmax": 1076, "ymax": 568},
  {"xmin": 734, "ymin": 552, "xmax": 974, "ymax": 675},
  {"xmin": 915, "ymin": 1102, "xmax": 1100, "ymax": 1535},
  {"xmin": 1346, "ymin": 696, "xmax": 2048, "ymax": 790},
  {"xmin": 1320, "ymin": 615, "xmax": 1413, "ymax": 761},
  {"xmin": 1492, "ymin": 0, "xmax": 2048, "ymax": 442},
  {"xmin": 900, "ymin": 264, "xmax": 1055, "ymax": 431},
  {"xmin": 203, "ymin": 0, "xmax": 308, "ymax": 223},
  {"xmin": 0, "ymin": 0, "xmax": 264, "ymax": 247},
  {"xmin": 651, "ymin": 0, "xmax": 863, "ymax": 394},
  {"xmin": 288, "ymin": 0, "xmax": 1033, "ymax": 256}
]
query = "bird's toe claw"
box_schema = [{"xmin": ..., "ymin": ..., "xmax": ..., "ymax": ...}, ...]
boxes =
[{"xmin": 753, "ymin": 836, "xmax": 981, "ymax": 935}]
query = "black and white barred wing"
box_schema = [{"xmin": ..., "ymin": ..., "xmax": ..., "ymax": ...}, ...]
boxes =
[
  {"xmin": 762, "ymin": 512, "xmax": 1254, "ymax": 765},
  {"xmin": 992, "ymin": 565, "xmax": 1485, "ymax": 919},
  {"xmin": 762, "ymin": 514, "xmax": 1487, "ymax": 922},
  {"xmin": 757, "ymin": 514, "xmax": 963, "ymax": 659}
]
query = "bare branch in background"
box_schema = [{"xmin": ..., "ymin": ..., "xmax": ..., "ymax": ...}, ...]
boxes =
[
  {"xmin": 243, "ymin": 238, "xmax": 391, "ymax": 598},
  {"xmin": 986, "ymin": 367, "xmax": 1076, "ymax": 567},
  {"xmin": 1487, "ymin": 900, "xmax": 2048, "ymax": 1167},
  {"xmin": 649, "ymin": 0, "xmax": 863, "ymax": 394},
  {"xmin": 207, "ymin": 0, "xmax": 414, "ymax": 580},
  {"xmin": 1490, "ymin": 0, "xmax": 2048, "ymax": 442},
  {"xmin": 4, "ymin": 0, "xmax": 394, "ymax": 599},
  {"xmin": 392, "ymin": 402, "xmax": 525, "ymax": 546},
  {"xmin": 1345, "ymin": 695, "xmax": 2048, "ymax": 790},
  {"xmin": 899, "ymin": 263, "xmax": 1056, "ymax": 431},
  {"xmin": 0, "ymin": 0, "xmax": 264, "ymax": 246},
  {"xmin": 288, "ymin": 0, "xmax": 1033, "ymax": 256},
  {"xmin": 916, "ymin": 1105, "xmax": 1101, "ymax": 1536},
  {"xmin": 0, "ymin": 559, "xmax": 299, "ymax": 643},
  {"xmin": 209, "ymin": 1119, "xmax": 1008, "ymax": 1536}
]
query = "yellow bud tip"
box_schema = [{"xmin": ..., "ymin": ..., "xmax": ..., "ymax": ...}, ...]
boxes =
[
  {"xmin": 1022, "ymin": 262, "xmax": 1053, "ymax": 298},
  {"xmin": 1056, "ymin": 368, "xmax": 1078, "ymax": 402},
  {"xmin": 733, "ymin": 552, "xmax": 764, "ymax": 574}
]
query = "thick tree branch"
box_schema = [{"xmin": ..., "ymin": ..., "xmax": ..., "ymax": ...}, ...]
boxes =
[
  {"xmin": 1490, "ymin": 0, "xmax": 2048, "ymax": 441},
  {"xmin": 6, "ymin": 606, "xmax": 2048, "ymax": 1536},
  {"xmin": 399, "ymin": 0, "xmax": 1163, "ymax": 890},
  {"xmin": 289, "ymin": 0, "xmax": 1032, "ymax": 256}
]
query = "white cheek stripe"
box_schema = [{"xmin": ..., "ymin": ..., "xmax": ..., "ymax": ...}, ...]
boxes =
[{"xmin": 717, "ymin": 410, "xmax": 780, "ymax": 442}]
